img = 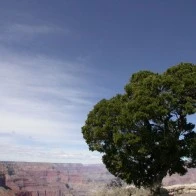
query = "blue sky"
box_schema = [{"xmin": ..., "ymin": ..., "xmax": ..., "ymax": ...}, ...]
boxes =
[{"xmin": 0, "ymin": 0, "xmax": 196, "ymax": 163}]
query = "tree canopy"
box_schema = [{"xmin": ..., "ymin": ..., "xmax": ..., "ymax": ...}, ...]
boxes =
[{"xmin": 82, "ymin": 63, "xmax": 196, "ymax": 194}]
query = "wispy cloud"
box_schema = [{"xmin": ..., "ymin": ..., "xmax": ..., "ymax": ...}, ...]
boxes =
[
  {"xmin": 0, "ymin": 47, "xmax": 105, "ymax": 163},
  {"xmin": 0, "ymin": 23, "xmax": 69, "ymax": 43},
  {"xmin": 0, "ymin": 143, "xmax": 102, "ymax": 163},
  {"xmin": 7, "ymin": 24, "xmax": 66, "ymax": 34}
]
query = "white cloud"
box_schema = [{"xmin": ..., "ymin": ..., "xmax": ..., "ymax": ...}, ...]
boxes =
[
  {"xmin": 0, "ymin": 144, "xmax": 102, "ymax": 164},
  {"xmin": 7, "ymin": 24, "xmax": 66, "ymax": 34},
  {"xmin": 0, "ymin": 23, "xmax": 69, "ymax": 43},
  {"xmin": 0, "ymin": 48, "xmax": 106, "ymax": 163}
]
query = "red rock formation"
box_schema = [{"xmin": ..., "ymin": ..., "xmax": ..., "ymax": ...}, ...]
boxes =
[
  {"xmin": 1, "ymin": 161, "xmax": 195, "ymax": 195},
  {"xmin": 0, "ymin": 162, "xmax": 114, "ymax": 196},
  {"xmin": 0, "ymin": 174, "xmax": 6, "ymax": 187},
  {"xmin": 0, "ymin": 187, "xmax": 15, "ymax": 196}
]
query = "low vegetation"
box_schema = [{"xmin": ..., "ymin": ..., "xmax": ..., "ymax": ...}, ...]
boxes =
[
  {"xmin": 93, "ymin": 186, "xmax": 171, "ymax": 196},
  {"xmin": 94, "ymin": 187, "xmax": 149, "ymax": 196}
]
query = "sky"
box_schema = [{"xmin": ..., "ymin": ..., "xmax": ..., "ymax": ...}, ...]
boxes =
[{"xmin": 0, "ymin": 0, "xmax": 196, "ymax": 164}]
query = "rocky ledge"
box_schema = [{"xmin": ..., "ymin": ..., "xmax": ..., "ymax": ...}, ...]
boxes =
[{"xmin": 164, "ymin": 183, "xmax": 196, "ymax": 195}]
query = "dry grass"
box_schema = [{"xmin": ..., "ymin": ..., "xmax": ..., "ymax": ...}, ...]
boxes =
[
  {"xmin": 93, "ymin": 186, "xmax": 152, "ymax": 196},
  {"xmin": 93, "ymin": 186, "xmax": 172, "ymax": 196}
]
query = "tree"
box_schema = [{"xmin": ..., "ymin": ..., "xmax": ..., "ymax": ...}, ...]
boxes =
[{"xmin": 82, "ymin": 63, "xmax": 196, "ymax": 195}]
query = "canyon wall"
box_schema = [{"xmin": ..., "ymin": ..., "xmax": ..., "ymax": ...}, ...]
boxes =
[
  {"xmin": 1, "ymin": 161, "xmax": 196, "ymax": 195},
  {"xmin": 0, "ymin": 162, "xmax": 114, "ymax": 196}
]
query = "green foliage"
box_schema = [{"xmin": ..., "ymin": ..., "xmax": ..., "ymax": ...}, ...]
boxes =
[{"xmin": 82, "ymin": 63, "xmax": 196, "ymax": 193}]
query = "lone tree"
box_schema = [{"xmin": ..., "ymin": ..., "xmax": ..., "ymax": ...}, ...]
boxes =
[{"xmin": 82, "ymin": 63, "xmax": 196, "ymax": 195}]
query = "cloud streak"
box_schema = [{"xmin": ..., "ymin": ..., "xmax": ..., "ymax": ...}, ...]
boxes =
[
  {"xmin": 0, "ymin": 23, "xmax": 69, "ymax": 44},
  {"xmin": 7, "ymin": 24, "xmax": 66, "ymax": 34},
  {"xmin": 0, "ymin": 47, "xmax": 105, "ymax": 163},
  {"xmin": 0, "ymin": 143, "xmax": 101, "ymax": 164}
]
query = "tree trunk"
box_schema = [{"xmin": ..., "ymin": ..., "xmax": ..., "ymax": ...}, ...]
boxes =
[
  {"xmin": 150, "ymin": 183, "xmax": 162, "ymax": 196},
  {"xmin": 150, "ymin": 173, "xmax": 165, "ymax": 196}
]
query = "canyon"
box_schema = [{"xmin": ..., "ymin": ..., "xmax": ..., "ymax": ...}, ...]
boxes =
[
  {"xmin": 0, "ymin": 161, "xmax": 113, "ymax": 196},
  {"xmin": 0, "ymin": 161, "xmax": 196, "ymax": 195}
]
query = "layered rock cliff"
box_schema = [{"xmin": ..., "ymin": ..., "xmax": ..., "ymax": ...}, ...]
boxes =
[
  {"xmin": 1, "ymin": 161, "xmax": 196, "ymax": 196},
  {"xmin": 0, "ymin": 162, "xmax": 114, "ymax": 196}
]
